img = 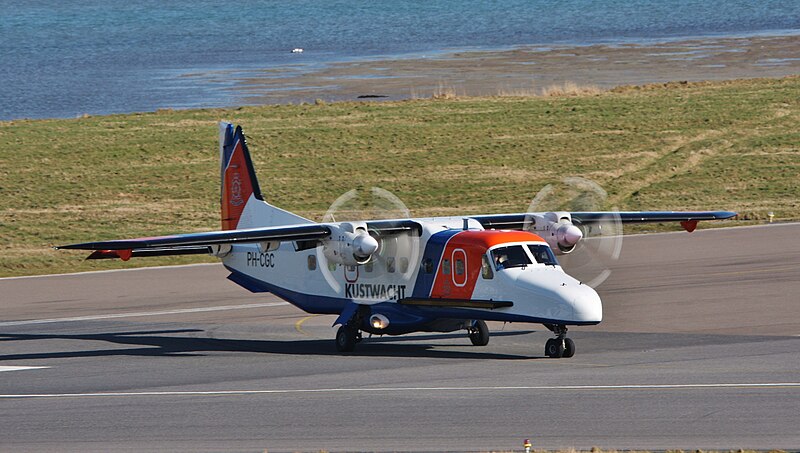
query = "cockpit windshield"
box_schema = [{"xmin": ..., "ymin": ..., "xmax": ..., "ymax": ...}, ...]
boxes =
[
  {"xmin": 491, "ymin": 245, "xmax": 532, "ymax": 269},
  {"xmin": 491, "ymin": 243, "xmax": 559, "ymax": 270},
  {"xmin": 527, "ymin": 244, "xmax": 559, "ymax": 266}
]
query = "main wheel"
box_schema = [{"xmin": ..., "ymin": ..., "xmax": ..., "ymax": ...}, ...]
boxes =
[
  {"xmin": 335, "ymin": 325, "xmax": 357, "ymax": 352},
  {"xmin": 545, "ymin": 338, "xmax": 565, "ymax": 358},
  {"xmin": 469, "ymin": 320, "xmax": 490, "ymax": 346},
  {"xmin": 563, "ymin": 338, "xmax": 576, "ymax": 358}
]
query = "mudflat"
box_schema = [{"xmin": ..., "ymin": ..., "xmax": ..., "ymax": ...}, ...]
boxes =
[{"xmin": 192, "ymin": 35, "xmax": 800, "ymax": 103}]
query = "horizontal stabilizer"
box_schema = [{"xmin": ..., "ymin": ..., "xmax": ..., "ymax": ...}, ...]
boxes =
[
  {"xmin": 58, "ymin": 224, "xmax": 332, "ymax": 251},
  {"xmin": 86, "ymin": 246, "xmax": 212, "ymax": 261}
]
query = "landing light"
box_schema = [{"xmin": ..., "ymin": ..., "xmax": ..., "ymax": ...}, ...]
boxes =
[{"xmin": 370, "ymin": 314, "xmax": 390, "ymax": 330}]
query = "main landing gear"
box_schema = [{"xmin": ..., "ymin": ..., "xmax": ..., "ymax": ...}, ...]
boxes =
[
  {"xmin": 335, "ymin": 324, "xmax": 362, "ymax": 352},
  {"xmin": 335, "ymin": 305, "xmax": 368, "ymax": 353},
  {"xmin": 468, "ymin": 320, "xmax": 490, "ymax": 346},
  {"xmin": 544, "ymin": 324, "xmax": 575, "ymax": 358}
]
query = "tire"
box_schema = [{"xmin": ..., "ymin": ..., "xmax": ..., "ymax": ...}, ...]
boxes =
[
  {"xmin": 545, "ymin": 338, "xmax": 565, "ymax": 358},
  {"xmin": 469, "ymin": 320, "xmax": 490, "ymax": 346},
  {"xmin": 563, "ymin": 338, "xmax": 576, "ymax": 358},
  {"xmin": 335, "ymin": 325, "xmax": 357, "ymax": 352}
]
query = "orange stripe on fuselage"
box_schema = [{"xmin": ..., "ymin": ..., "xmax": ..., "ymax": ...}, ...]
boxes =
[{"xmin": 429, "ymin": 230, "xmax": 546, "ymax": 299}]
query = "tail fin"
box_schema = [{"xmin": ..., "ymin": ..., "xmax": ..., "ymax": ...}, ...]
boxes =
[
  {"xmin": 219, "ymin": 122, "xmax": 313, "ymax": 230},
  {"xmin": 220, "ymin": 123, "xmax": 263, "ymax": 230}
]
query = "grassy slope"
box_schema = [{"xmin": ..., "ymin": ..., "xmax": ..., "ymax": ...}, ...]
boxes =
[{"xmin": 1, "ymin": 77, "xmax": 798, "ymax": 277}]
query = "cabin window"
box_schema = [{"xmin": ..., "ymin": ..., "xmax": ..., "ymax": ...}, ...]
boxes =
[
  {"xmin": 307, "ymin": 255, "xmax": 317, "ymax": 271},
  {"xmin": 364, "ymin": 261, "xmax": 374, "ymax": 273},
  {"xmin": 455, "ymin": 258, "xmax": 465, "ymax": 275},
  {"xmin": 386, "ymin": 257, "xmax": 395, "ymax": 273},
  {"xmin": 527, "ymin": 244, "xmax": 559, "ymax": 266},
  {"xmin": 452, "ymin": 249, "xmax": 467, "ymax": 287},
  {"xmin": 491, "ymin": 245, "xmax": 532, "ymax": 270},
  {"xmin": 442, "ymin": 258, "xmax": 451, "ymax": 275},
  {"xmin": 399, "ymin": 257, "xmax": 409, "ymax": 274},
  {"xmin": 423, "ymin": 258, "xmax": 434, "ymax": 274},
  {"xmin": 481, "ymin": 255, "xmax": 494, "ymax": 279}
]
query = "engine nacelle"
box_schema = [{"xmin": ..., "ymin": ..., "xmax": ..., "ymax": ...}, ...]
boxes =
[
  {"xmin": 321, "ymin": 223, "xmax": 379, "ymax": 266},
  {"xmin": 526, "ymin": 212, "xmax": 583, "ymax": 255}
]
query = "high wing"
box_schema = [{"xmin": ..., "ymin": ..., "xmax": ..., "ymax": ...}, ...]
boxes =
[
  {"xmin": 57, "ymin": 219, "xmax": 421, "ymax": 261},
  {"xmin": 471, "ymin": 210, "xmax": 737, "ymax": 231}
]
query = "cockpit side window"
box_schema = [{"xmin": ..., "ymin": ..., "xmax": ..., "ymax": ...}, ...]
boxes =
[
  {"xmin": 422, "ymin": 258, "xmax": 434, "ymax": 274},
  {"xmin": 481, "ymin": 255, "xmax": 494, "ymax": 279},
  {"xmin": 527, "ymin": 244, "xmax": 559, "ymax": 266},
  {"xmin": 491, "ymin": 245, "xmax": 532, "ymax": 270}
]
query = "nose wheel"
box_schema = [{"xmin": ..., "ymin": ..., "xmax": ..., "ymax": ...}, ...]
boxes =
[
  {"xmin": 544, "ymin": 325, "xmax": 575, "ymax": 358},
  {"xmin": 545, "ymin": 337, "xmax": 575, "ymax": 358}
]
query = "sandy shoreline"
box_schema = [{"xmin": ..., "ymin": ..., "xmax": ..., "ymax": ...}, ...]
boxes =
[{"xmin": 187, "ymin": 34, "xmax": 800, "ymax": 104}]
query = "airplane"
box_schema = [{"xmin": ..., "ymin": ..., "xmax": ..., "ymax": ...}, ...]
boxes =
[{"xmin": 58, "ymin": 122, "xmax": 736, "ymax": 358}]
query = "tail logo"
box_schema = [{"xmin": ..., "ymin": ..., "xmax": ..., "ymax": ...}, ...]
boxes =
[{"xmin": 229, "ymin": 170, "xmax": 244, "ymax": 207}]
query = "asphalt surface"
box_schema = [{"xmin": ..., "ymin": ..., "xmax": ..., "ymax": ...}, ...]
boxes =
[{"xmin": 1, "ymin": 223, "xmax": 799, "ymax": 452}]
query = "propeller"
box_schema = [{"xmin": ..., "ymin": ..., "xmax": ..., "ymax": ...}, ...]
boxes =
[
  {"xmin": 316, "ymin": 187, "xmax": 420, "ymax": 304},
  {"xmin": 523, "ymin": 176, "xmax": 622, "ymax": 288}
]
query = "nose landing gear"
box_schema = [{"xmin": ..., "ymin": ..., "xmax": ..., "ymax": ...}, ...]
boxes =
[{"xmin": 544, "ymin": 325, "xmax": 575, "ymax": 358}]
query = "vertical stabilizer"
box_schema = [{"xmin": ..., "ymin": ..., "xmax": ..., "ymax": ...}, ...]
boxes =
[
  {"xmin": 220, "ymin": 123, "xmax": 263, "ymax": 230},
  {"xmin": 219, "ymin": 122, "xmax": 313, "ymax": 230}
]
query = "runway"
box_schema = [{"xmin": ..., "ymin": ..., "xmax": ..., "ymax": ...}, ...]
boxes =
[{"xmin": 1, "ymin": 223, "xmax": 799, "ymax": 452}]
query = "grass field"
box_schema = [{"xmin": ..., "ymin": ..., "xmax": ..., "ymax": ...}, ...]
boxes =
[{"xmin": 1, "ymin": 77, "xmax": 798, "ymax": 277}]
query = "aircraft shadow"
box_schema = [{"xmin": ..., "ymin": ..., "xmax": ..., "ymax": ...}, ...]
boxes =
[{"xmin": 0, "ymin": 329, "xmax": 539, "ymax": 361}]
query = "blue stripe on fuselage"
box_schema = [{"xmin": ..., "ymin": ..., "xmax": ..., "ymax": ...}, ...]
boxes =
[
  {"xmin": 225, "ymin": 265, "xmax": 348, "ymax": 314},
  {"xmin": 411, "ymin": 229, "xmax": 461, "ymax": 298}
]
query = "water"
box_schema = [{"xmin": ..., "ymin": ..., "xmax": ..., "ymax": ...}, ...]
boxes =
[{"xmin": 1, "ymin": 0, "xmax": 799, "ymax": 120}]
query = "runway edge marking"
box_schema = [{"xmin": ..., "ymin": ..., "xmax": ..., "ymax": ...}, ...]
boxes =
[
  {"xmin": 2, "ymin": 382, "xmax": 799, "ymax": 399},
  {"xmin": 0, "ymin": 302, "xmax": 290, "ymax": 327},
  {"xmin": 0, "ymin": 366, "xmax": 50, "ymax": 373},
  {"xmin": 0, "ymin": 262, "xmax": 220, "ymax": 281}
]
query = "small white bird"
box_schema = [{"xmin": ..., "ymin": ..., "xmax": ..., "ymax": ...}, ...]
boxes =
[{"xmin": 291, "ymin": 48, "xmax": 304, "ymax": 53}]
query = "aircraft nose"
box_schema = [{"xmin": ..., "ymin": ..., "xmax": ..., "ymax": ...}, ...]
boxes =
[
  {"xmin": 571, "ymin": 284, "xmax": 603, "ymax": 323},
  {"xmin": 512, "ymin": 271, "xmax": 602, "ymax": 323}
]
